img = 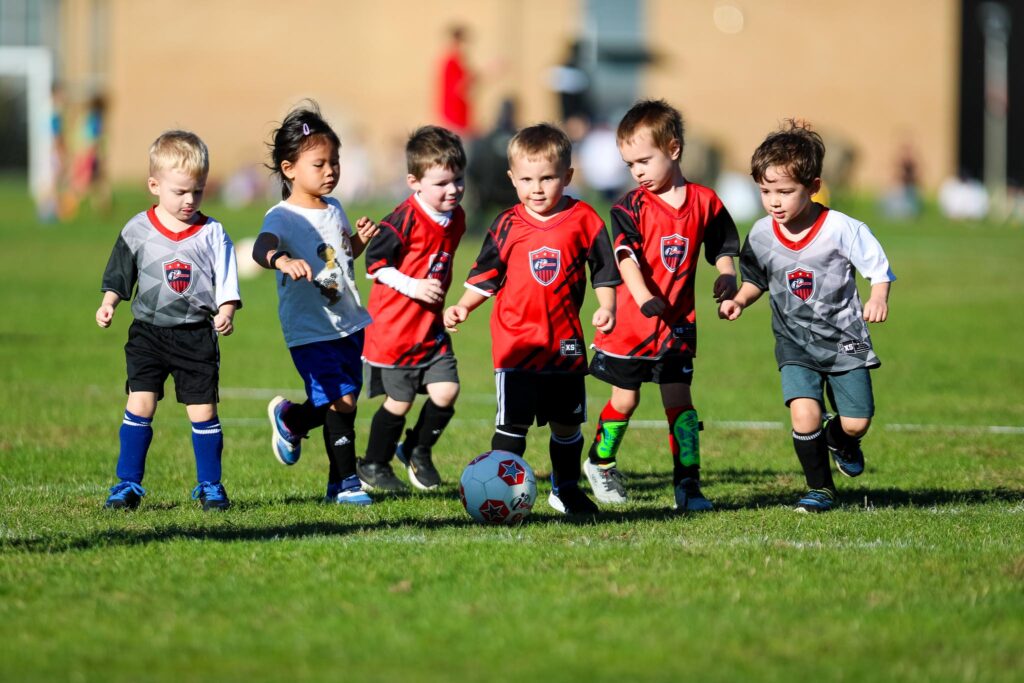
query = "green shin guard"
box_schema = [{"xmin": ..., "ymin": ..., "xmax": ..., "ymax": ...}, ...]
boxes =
[
  {"xmin": 591, "ymin": 419, "xmax": 629, "ymax": 464},
  {"xmin": 671, "ymin": 409, "xmax": 700, "ymax": 468}
]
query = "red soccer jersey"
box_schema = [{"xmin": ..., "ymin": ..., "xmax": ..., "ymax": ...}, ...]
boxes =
[
  {"xmin": 465, "ymin": 199, "xmax": 620, "ymax": 373},
  {"xmin": 593, "ymin": 183, "xmax": 739, "ymax": 359},
  {"xmin": 363, "ymin": 198, "xmax": 466, "ymax": 367}
]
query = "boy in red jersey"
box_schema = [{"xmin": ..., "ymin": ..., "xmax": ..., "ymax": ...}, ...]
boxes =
[
  {"xmin": 359, "ymin": 126, "xmax": 467, "ymax": 492},
  {"xmin": 585, "ymin": 99, "xmax": 740, "ymax": 512},
  {"xmin": 444, "ymin": 123, "xmax": 620, "ymax": 516}
]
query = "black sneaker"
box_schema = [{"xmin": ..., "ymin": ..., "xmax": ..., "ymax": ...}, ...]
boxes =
[
  {"xmin": 406, "ymin": 446, "xmax": 442, "ymax": 491},
  {"xmin": 356, "ymin": 459, "xmax": 408, "ymax": 492},
  {"xmin": 191, "ymin": 481, "xmax": 231, "ymax": 511},
  {"xmin": 548, "ymin": 481, "xmax": 599, "ymax": 516}
]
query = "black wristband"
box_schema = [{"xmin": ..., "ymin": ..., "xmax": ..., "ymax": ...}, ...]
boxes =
[{"xmin": 269, "ymin": 251, "xmax": 290, "ymax": 269}]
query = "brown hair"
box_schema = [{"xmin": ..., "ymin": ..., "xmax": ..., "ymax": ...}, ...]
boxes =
[
  {"xmin": 507, "ymin": 123, "xmax": 572, "ymax": 171},
  {"xmin": 750, "ymin": 119, "xmax": 826, "ymax": 186},
  {"xmin": 616, "ymin": 99, "xmax": 685, "ymax": 160},
  {"xmin": 149, "ymin": 130, "xmax": 209, "ymax": 178},
  {"xmin": 406, "ymin": 125, "xmax": 467, "ymax": 179}
]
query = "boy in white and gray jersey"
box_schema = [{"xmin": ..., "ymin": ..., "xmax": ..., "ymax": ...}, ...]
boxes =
[
  {"xmin": 720, "ymin": 120, "xmax": 894, "ymax": 513},
  {"xmin": 97, "ymin": 130, "xmax": 241, "ymax": 512}
]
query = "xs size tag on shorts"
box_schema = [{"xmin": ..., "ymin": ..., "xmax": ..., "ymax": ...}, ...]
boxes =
[
  {"xmin": 672, "ymin": 323, "xmax": 696, "ymax": 340},
  {"xmin": 838, "ymin": 339, "xmax": 872, "ymax": 354},
  {"xmin": 560, "ymin": 339, "xmax": 583, "ymax": 357}
]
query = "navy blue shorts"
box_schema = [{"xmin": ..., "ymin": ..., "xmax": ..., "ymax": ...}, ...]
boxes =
[{"xmin": 289, "ymin": 331, "xmax": 364, "ymax": 408}]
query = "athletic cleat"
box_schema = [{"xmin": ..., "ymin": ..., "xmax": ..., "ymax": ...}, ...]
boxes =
[
  {"xmin": 673, "ymin": 478, "xmax": 714, "ymax": 512},
  {"xmin": 824, "ymin": 416, "xmax": 865, "ymax": 478},
  {"xmin": 793, "ymin": 488, "xmax": 835, "ymax": 513},
  {"xmin": 583, "ymin": 458, "xmax": 628, "ymax": 504},
  {"xmin": 191, "ymin": 481, "xmax": 230, "ymax": 511},
  {"xmin": 268, "ymin": 396, "xmax": 302, "ymax": 466},
  {"xmin": 356, "ymin": 459, "xmax": 408, "ymax": 492},
  {"xmin": 548, "ymin": 480, "xmax": 599, "ymax": 516},
  {"xmin": 325, "ymin": 475, "xmax": 373, "ymax": 506},
  {"xmin": 405, "ymin": 446, "xmax": 442, "ymax": 491},
  {"xmin": 104, "ymin": 481, "xmax": 146, "ymax": 510}
]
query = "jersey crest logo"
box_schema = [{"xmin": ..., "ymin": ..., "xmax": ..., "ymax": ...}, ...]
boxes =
[
  {"xmin": 529, "ymin": 246, "xmax": 561, "ymax": 286},
  {"xmin": 427, "ymin": 251, "xmax": 453, "ymax": 280},
  {"xmin": 163, "ymin": 259, "xmax": 193, "ymax": 294},
  {"xmin": 787, "ymin": 267, "xmax": 815, "ymax": 301},
  {"xmin": 661, "ymin": 234, "xmax": 689, "ymax": 272}
]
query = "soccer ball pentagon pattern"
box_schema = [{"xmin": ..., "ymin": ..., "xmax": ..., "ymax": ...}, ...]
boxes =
[{"xmin": 459, "ymin": 450, "xmax": 538, "ymax": 524}]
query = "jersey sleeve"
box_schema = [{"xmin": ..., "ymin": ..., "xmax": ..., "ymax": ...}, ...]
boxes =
[
  {"xmin": 738, "ymin": 234, "xmax": 769, "ymax": 291},
  {"xmin": 847, "ymin": 222, "xmax": 896, "ymax": 285},
  {"xmin": 609, "ymin": 202, "xmax": 643, "ymax": 265},
  {"xmin": 213, "ymin": 223, "xmax": 242, "ymax": 309},
  {"xmin": 702, "ymin": 202, "xmax": 740, "ymax": 264},
  {"xmin": 464, "ymin": 229, "xmax": 506, "ymax": 297},
  {"xmin": 100, "ymin": 233, "xmax": 137, "ymax": 300},
  {"xmin": 588, "ymin": 224, "xmax": 622, "ymax": 288},
  {"xmin": 365, "ymin": 222, "xmax": 405, "ymax": 277},
  {"xmin": 259, "ymin": 207, "xmax": 288, "ymax": 247}
]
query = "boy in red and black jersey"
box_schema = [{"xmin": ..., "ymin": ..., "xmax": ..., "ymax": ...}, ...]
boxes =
[
  {"xmin": 585, "ymin": 99, "xmax": 739, "ymax": 512},
  {"xmin": 444, "ymin": 123, "xmax": 620, "ymax": 516},
  {"xmin": 359, "ymin": 126, "xmax": 467, "ymax": 492}
]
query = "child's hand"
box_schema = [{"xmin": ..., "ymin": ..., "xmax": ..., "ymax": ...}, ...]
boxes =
[
  {"xmin": 213, "ymin": 312, "xmax": 234, "ymax": 336},
  {"xmin": 640, "ymin": 297, "xmax": 666, "ymax": 318},
  {"xmin": 413, "ymin": 278, "xmax": 445, "ymax": 305},
  {"xmin": 863, "ymin": 298, "xmax": 888, "ymax": 323},
  {"xmin": 718, "ymin": 300, "xmax": 743, "ymax": 320},
  {"xmin": 444, "ymin": 305, "xmax": 468, "ymax": 331},
  {"xmin": 593, "ymin": 307, "xmax": 615, "ymax": 333},
  {"xmin": 96, "ymin": 304, "xmax": 115, "ymax": 328},
  {"xmin": 355, "ymin": 216, "xmax": 380, "ymax": 242},
  {"xmin": 277, "ymin": 256, "xmax": 313, "ymax": 282},
  {"xmin": 713, "ymin": 273, "xmax": 738, "ymax": 303}
]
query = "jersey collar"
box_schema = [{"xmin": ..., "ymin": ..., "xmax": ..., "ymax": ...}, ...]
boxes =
[
  {"xmin": 772, "ymin": 204, "xmax": 829, "ymax": 251},
  {"xmin": 147, "ymin": 206, "xmax": 209, "ymax": 241}
]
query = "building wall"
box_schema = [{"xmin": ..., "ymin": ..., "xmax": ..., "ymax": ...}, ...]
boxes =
[{"xmin": 97, "ymin": 0, "xmax": 958, "ymax": 192}]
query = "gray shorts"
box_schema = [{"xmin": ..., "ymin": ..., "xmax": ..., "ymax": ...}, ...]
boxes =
[
  {"xmin": 780, "ymin": 364, "xmax": 875, "ymax": 418},
  {"xmin": 367, "ymin": 351, "xmax": 459, "ymax": 402}
]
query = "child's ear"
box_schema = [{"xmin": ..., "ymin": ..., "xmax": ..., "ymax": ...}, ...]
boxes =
[
  {"xmin": 147, "ymin": 177, "xmax": 159, "ymax": 196},
  {"xmin": 564, "ymin": 167, "xmax": 575, "ymax": 185},
  {"xmin": 280, "ymin": 160, "xmax": 295, "ymax": 180},
  {"xmin": 668, "ymin": 139, "xmax": 682, "ymax": 161},
  {"xmin": 809, "ymin": 177, "xmax": 823, "ymax": 196},
  {"xmin": 507, "ymin": 169, "xmax": 515, "ymax": 185},
  {"xmin": 406, "ymin": 173, "xmax": 421, "ymax": 192}
]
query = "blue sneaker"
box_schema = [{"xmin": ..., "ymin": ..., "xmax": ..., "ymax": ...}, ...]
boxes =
[
  {"xmin": 105, "ymin": 481, "xmax": 146, "ymax": 510},
  {"xmin": 268, "ymin": 396, "xmax": 301, "ymax": 466},
  {"xmin": 824, "ymin": 415, "xmax": 865, "ymax": 478},
  {"xmin": 192, "ymin": 481, "xmax": 231, "ymax": 511},
  {"xmin": 324, "ymin": 475, "xmax": 372, "ymax": 506},
  {"xmin": 794, "ymin": 488, "xmax": 836, "ymax": 513}
]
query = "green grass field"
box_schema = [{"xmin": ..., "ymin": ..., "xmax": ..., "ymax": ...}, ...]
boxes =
[{"xmin": 1, "ymin": 180, "xmax": 1022, "ymax": 683}]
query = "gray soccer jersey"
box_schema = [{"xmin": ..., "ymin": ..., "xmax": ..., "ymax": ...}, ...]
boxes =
[
  {"xmin": 739, "ymin": 207, "xmax": 894, "ymax": 372},
  {"xmin": 101, "ymin": 208, "xmax": 242, "ymax": 327}
]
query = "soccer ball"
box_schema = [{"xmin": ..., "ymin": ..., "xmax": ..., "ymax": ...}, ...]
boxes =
[
  {"xmin": 234, "ymin": 236, "xmax": 263, "ymax": 280},
  {"xmin": 459, "ymin": 450, "xmax": 537, "ymax": 524}
]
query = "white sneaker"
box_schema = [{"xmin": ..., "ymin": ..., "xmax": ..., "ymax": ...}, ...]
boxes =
[{"xmin": 583, "ymin": 459, "xmax": 628, "ymax": 504}]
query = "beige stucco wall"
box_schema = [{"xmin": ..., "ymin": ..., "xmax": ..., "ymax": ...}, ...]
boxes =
[{"xmin": 96, "ymin": 0, "xmax": 958, "ymax": 192}]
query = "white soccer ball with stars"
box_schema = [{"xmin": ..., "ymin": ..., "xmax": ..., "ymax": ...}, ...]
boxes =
[{"xmin": 459, "ymin": 450, "xmax": 537, "ymax": 524}]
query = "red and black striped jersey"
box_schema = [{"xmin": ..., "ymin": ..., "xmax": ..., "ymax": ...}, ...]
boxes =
[
  {"xmin": 464, "ymin": 199, "xmax": 620, "ymax": 373},
  {"xmin": 363, "ymin": 197, "xmax": 466, "ymax": 367},
  {"xmin": 593, "ymin": 183, "xmax": 738, "ymax": 359}
]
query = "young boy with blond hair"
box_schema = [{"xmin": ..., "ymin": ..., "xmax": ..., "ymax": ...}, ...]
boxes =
[
  {"xmin": 719, "ymin": 120, "xmax": 894, "ymax": 512},
  {"xmin": 358, "ymin": 125, "xmax": 468, "ymax": 492},
  {"xmin": 585, "ymin": 99, "xmax": 740, "ymax": 512},
  {"xmin": 444, "ymin": 123, "xmax": 620, "ymax": 515},
  {"xmin": 97, "ymin": 130, "xmax": 241, "ymax": 511}
]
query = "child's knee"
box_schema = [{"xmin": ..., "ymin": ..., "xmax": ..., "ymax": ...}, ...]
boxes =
[
  {"xmin": 427, "ymin": 381, "xmax": 459, "ymax": 408},
  {"xmin": 610, "ymin": 388, "xmax": 639, "ymax": 415},
  {"xmin": 841, "ymin": 416, "xmax": 871, "ymax": 438},
  {"xmin": 382, "ymin": 396, "xmax": 413, "ymax": 416},
  {"xmin": 330, "ymin": 395, "xmax": 358, "ymax": 413}
]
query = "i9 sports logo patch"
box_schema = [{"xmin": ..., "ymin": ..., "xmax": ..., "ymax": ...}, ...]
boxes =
[
  {"xmin": 529, "ymin": 246, "xmax": 561, "ymax": 286},
  {"xmin": 427, "ymin": 251, "xmax": 452, "ymax": 280},
  {"xmin": 164, "ymin": 259, "xmax": 193, "ymax": 294},
  {"xmin": 786, "ymin": 267, "xmax": 815, "ymax": 301},
  {"xmin": 661, "ymin": 234, "xmax": 689, "ymax": 272}
]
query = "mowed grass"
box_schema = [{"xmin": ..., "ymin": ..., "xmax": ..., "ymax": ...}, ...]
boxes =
[{"xmin": 1, "ymin": 180, "xmax": 1022, "ymax": 683}]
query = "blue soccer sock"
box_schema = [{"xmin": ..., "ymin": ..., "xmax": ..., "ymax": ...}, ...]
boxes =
[
  {"xmin": 116, "ymin": 410, "xmax": 153, "ymax": 483},
  {"xmin": 191, "ymin": 418, "xmax": 223, "ymax": 484}
]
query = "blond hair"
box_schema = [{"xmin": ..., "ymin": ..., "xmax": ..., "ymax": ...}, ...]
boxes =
[
  {"xmin": 149, "ymin": 130, "xmax": 209, "ymax": 178},
  {"xmin": 507, "ymin": 123, "xmax": 572, "ymax": 171}
]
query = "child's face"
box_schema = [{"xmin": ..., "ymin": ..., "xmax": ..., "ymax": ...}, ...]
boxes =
[
  {"xmin": 409, "ymin": 164, "xmax": 466, "ymax": 213},
  {"xmin": 507, "ymin": 154, "xmax": 573, "ymax": 219},
  {"xmin": 282, "ymin": 139, "xmax": 340, "ymax": 200},
  {"xmin": 757, "ymin": 165, "xmax": 821, "ymax": 227},
  {"xmin": 148, "ymin": 167, "xmax": 207, "ymax": 223},
  {"xmin": 618, "ymin": 129, "xmax": 681, "ymax": 194}
]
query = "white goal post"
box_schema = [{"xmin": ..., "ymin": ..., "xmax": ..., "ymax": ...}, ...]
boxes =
[{"xmin": 0, "ymin": 46, "xmax": 54, "ymax": 203}]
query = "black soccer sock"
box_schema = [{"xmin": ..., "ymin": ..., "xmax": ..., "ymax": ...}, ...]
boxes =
[
  {"xmin": 825, "ymin": 416, "xmax": 856, "ymax": 451},
  {"xmin": 492, "ymin": 425, "xmax": 528, "ymax": 456},
  {"xmin": 792, "ymin": 428, "xmax": 835, "ymax": 491},
  {"xmin": 364, "ymin": 406, "xmax": 405, "ymax": 464},
  {"xmin": 324, "ymin": 408, "xmax": 357, "ymax": 485},
  {"xmin": 549, "ymin": 430, "xmax": 584, "ymax": 488},
  {"xmin": 404, "ymin": 400, "xmax": 455, "ymax": 452},
  {"xmin": 284, "ymin": 400, "xmax": 327, "ymax": 437}
]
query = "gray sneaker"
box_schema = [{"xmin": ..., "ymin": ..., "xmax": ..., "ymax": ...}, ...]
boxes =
[{"xmin": 583, "ymin": 459, "xmax": 628, "ymax": 504}]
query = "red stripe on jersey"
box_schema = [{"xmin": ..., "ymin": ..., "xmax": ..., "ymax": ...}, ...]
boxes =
[
  {"xmin": 772, "ymin": 204, "xmax": 829, "ymax": 251},
  {"xmin": 147, "ymin": 206, "xmax": 208, "ymax": 241},
  {"xmin": 467, "ymin": 269, "xmax": 500, "ymax": 289}
]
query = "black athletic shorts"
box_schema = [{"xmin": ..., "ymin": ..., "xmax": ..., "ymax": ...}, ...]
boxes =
[
  {"xmin": 494, "ymin": 371, "xmax": 586, "ymax": 427},
  {"xmin": 589, "ymin": 350, "xmax": 694, "ymax": 390},
  {"xmin": 367, "ymin": 351, "xmax": 460, "ymax": 402},
  {"xmin": 124, "ymin": 319, "xmax": 219, "ymax": 404}
]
